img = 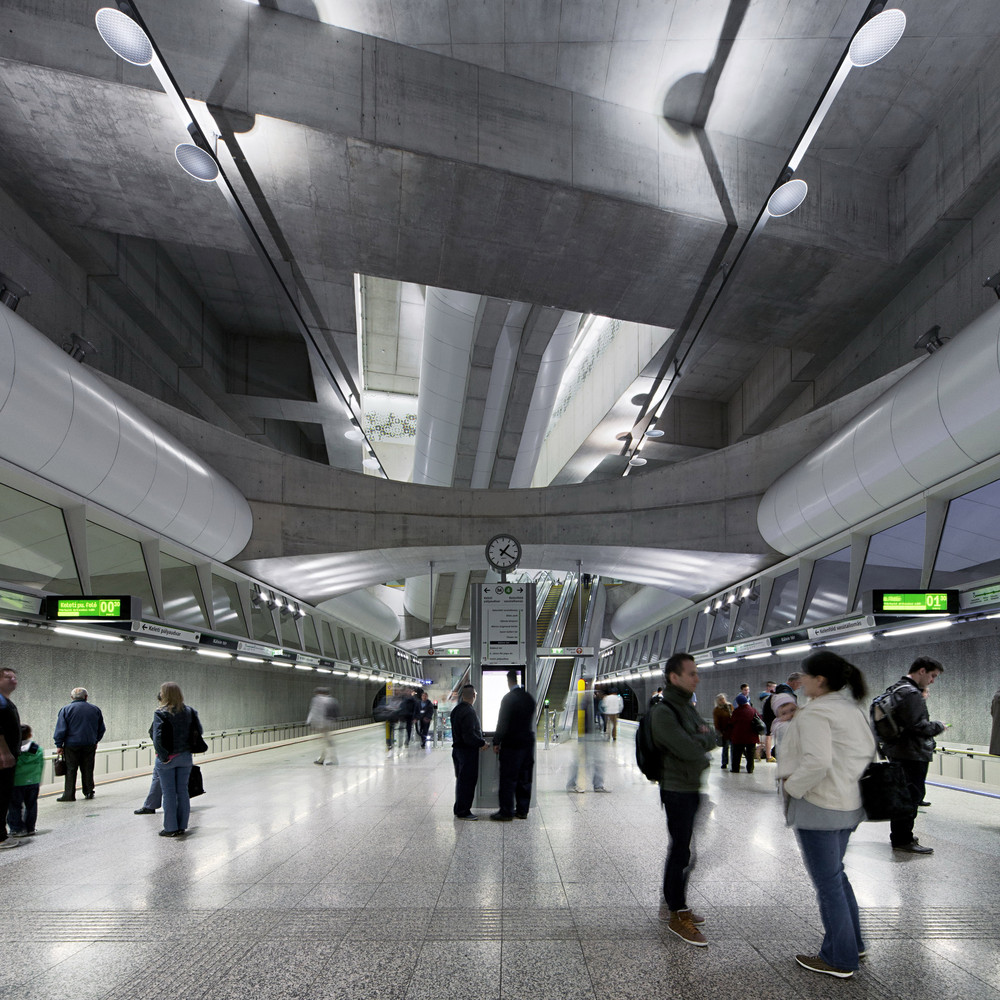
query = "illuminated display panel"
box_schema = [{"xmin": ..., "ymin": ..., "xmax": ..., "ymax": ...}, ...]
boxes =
[
  {"xmin": 45, "ymin": 596, "xmax": 136, "ymax": 620},
  {"xmin": 871, "ymin": 590, "xmax": 957, "ymax": 614}
]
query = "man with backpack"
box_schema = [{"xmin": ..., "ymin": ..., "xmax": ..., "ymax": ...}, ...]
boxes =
[
  {"xmin": 871, "ymin": 657, "xmax": 946, "ymax": 855},
  {"xmin": 647, "ymin": 653, "xmax": 716, "ymax": 947}
]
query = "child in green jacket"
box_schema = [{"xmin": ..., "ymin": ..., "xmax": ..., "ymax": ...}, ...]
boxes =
[{"xmin": 8, "ymin": 725, "xmax": 44, "ymax": 837}]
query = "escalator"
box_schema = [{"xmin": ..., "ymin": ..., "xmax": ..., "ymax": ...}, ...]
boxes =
[
  {"xmin": 535, "ymin": 583, "xmax": 563, "ymax": 646},
  {"xmin": 536, "ymin": 581, "xmax": 600, "ymax": 724}
]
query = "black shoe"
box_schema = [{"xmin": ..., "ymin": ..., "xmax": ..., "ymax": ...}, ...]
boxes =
[
  {"xmin": 490, "ymin": 811, "xmax": 514, "ymax": 822},
  {"xmin": 134, "ymin": 807, "xmax": 156, "ymax": 815},
  {"xmin": 83, "ymin": 792, "xmax": 95, "ymax": 800},
  {"xmin": 455, "ymin": 813, "xmax": 478, "ymax": 821},
  {"xmin": 893, "ymin": 840, "xmax": 933, "ymax": 854},
  {"xmin": 919, "ymin": 800, "xmax": 931, "ymax": 807},
  {"xmin": 158, "ymin": 829, "xmax": 183, "ymax": 838},
  {"xmin": 56, "ymin": 796, "xmax": 75, "ymax": 802},
  {"xmin": 514, "ymin": 812, "xmax": 528, "ymax": 820}
]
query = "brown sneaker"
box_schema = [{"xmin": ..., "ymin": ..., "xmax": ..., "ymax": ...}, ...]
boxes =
[
  {"xmin": 667, "ymin": 911, "xmax": 707, "ymax": 947},
  {"xmin": 659, "ymin": 904, "xmax": 705, "ymax": 925},
  {"xmin": 677, "ymin": 907, "xmax": 705, "ymax": 926},
  {"xmin": 795, "ymin": 955, "xmax": 853, "ymax": 978}
]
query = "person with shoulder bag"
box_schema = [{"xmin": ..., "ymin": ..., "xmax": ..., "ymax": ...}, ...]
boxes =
[
  {"xmin": 150, "ymin": 682, "xmax": 204, "ymax": 838},
  {"xmin": 775, "ymin": 651, "xmax": 875, "ymax": 979}
]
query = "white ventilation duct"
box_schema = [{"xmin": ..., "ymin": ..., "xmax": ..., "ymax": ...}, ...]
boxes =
[
  {"xmin": 509, "ymin": 310, "xmax": 582, "ymax": 488},
  {"xmin": 758, "ymin": 300, "xmax": 1000, "ymax": 555},
  {"xmin": 411, "ymin": 287, "xmax": 479, "ymax": 487},
  {"xmin": 470, "ymin": 303, "xmax": 529, "ymax": 487},
  {"xmin": 317, "ymin": 589, "xmax": 401, "ymax": 641},
  {"xmin": 0, "ymin": 307, "xmax": 252, "ymax": 560},
  {"xmin": 405, "ymin": 288, "xmax": 480, "ymax": 621},
  {"xmin": 610, "ymin": 586, "xmax": 693, "ymax": 640}
]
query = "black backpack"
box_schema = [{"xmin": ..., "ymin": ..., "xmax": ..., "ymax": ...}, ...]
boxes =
[
  {"xmin": 870, "ymin": 679, "xmax": 911, "ymax": 743},
  {"xmin": 635, "ymin": 703, "xmax": 669, "ymax": 782}
]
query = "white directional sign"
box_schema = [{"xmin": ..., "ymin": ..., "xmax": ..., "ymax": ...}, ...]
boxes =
[{"xmin": 479, "ymin": 584, "xmax": 529, "ymax": 665}]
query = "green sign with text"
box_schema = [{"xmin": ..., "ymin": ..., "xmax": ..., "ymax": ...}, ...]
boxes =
[
  {"xmin": 45, "ymin": 596, "xmax": 138, "ymax": 621},
  {"xmin": 871, "ymin": 590, "xmax": 957, "ymax": 614}
]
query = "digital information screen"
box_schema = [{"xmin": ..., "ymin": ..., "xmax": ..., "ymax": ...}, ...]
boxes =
[
  {"xmin": 45, "ymin": 596, "xmax": 136, "ymax": 621},
  {"xmin": 480, "ymin": 666, "xmax": 523, "ymax": 733},
  {"xmin": 871, "ymin": 590, "xmax": 958, "ymax": 614}
]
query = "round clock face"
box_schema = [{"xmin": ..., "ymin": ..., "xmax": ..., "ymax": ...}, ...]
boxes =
[{"xmin": 486, "ymin": 534, "xmax": 521, "ymax": 571}]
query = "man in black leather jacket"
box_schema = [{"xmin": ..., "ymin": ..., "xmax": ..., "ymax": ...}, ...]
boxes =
[{"xmin": 879, "ymin": 657, "xmax": 946, "ymax": 855}]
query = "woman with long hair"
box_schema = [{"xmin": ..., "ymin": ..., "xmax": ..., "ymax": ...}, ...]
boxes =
[
  {"xmin": 150, "ymin": 682, "xmax": 203, "ymax": 838},
  {"xmin": 775, "ymin": 651, "xmax": 875, "ymax": 979},
  {"xmin": 712, "ymin": 693, "xmax": 733, "ymax": 770}
]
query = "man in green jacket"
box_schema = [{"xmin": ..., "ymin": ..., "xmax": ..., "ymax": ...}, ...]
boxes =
[{"xmin": 650, "ymin": 652, "xmax": 716, "ymax": 947}]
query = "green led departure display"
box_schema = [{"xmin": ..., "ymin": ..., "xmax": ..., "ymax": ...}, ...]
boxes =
[
  {"xmin": 44, "ymin": 596, "xmax": 138, "ymax": 621},
  {"xmin": 872, "ymin": 590, "xmax": 958, "ymax": 614}
]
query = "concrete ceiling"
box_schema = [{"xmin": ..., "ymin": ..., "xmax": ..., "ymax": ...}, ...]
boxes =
[{"xmin": 2, "ymin": 0, "xmax": 999, "ymax": 610}]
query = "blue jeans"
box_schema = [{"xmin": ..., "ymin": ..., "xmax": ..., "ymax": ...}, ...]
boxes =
[
  {"xmin": 155, "ymin": 753, "xmax": 193, "ymax": 832},
  {"xmin": 795, "ymin": 827, "xmax": 864, "ymax": 970}
]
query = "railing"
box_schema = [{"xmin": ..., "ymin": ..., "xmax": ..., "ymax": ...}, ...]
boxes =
[
  {"xmin": 930, "ymin": 743, "xmax": 1000, "ymax": 788},
  {"xmin": 40, "ymin": 715, "xmax": 375, "ymax": 786}
]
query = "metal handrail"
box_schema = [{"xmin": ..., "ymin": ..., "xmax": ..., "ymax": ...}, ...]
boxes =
[{"xmin": 40, "ymin": 716, "xmax": 375, "ymax": 785}]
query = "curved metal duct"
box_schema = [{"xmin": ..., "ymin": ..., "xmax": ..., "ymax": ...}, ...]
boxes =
[
  {"xmin": 758, "ymin": 300, "xmax": 1000, "ymax": 555},
  {"xmin": 0, "ymin": 307, "xmax": 252, "ymax": 560},
  {"xmin": 316, "ymin": 589, "xmax": 401, "ymax": 641},
  {"xmin": 509, "ymin": 310, "xmax": 582, "ymax": 488},
  {"xmin": 610, "ymin": 586, "xmax": 693, "ymax": 640},
  {"xmin": 406, "ymin": 288, "xmax": 480, "ymax": 620},
  {"xmin": 411, "ymin": 287, "xmax": 479, "ymax": 487},
  {"xmin": 470, "ymin": 303, "xmax": 529, "ymax": 487}
]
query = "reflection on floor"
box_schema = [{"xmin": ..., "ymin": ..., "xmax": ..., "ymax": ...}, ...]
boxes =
[{"xmin": 1, "ymin": 728, "xmax": 999, "ymax": 1000}]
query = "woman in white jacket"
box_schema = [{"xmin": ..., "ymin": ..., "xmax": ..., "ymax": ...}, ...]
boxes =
[{"xmin": 775, "ymin": 651, "xmax": 875, "ymax": 980}]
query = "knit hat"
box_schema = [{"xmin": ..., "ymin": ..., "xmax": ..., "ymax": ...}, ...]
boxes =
[
  {"xmin": 770, "ymin": 693, "xmax": 797, "ymax": 715},
  {"xmin": 734, "ymin": 694, "xmax": 748, "ymax": 706}
]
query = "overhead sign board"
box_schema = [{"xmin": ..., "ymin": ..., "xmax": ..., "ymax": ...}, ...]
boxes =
[
  {"xmin": 807, "ymin": 615, "xmax": 875, "ymax": 640},
  {"xmin": 131, "ymin": 621, "xmax": 201, "ymax": 644},
  {"xmin": 964, "ymin": 584, "xmax": 1000, "ymax": 609},
  {"xmin": 538, "ymin": 647, "xmax": 594, "ymax": 657},
  {"xmin": 868, "ymin": 590, "xmax": 958, "ymax": 615},
  {"xmin": 479, "ymin": 584, "xmax": 528, "ymax": 666},
  {"xmin": 45, "ymin": 596, "xmax": 138, "ymax": 621}
]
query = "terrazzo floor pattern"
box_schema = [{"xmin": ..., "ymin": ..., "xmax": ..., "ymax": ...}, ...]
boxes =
[{"xmin": 1, "ymin": 728, "xmax": 998, "ymax": 1000}]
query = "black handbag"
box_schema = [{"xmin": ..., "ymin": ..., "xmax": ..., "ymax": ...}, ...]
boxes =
[
  {"xmin": 859, "ymin": 756, "xmax": 910, "ymax": 821},
  {"xmin": 53, "ymin": 755, "xmax": 66, "ymax": 777},
  {"xmin": 188, "ymin": 765, "xmax": 205, "ymax": 798}
]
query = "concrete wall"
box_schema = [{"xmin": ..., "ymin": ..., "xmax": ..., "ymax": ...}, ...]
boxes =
[
  {"xmin": 1, "ymin": 628, "xmax": 380, "ymax": 746},
  {"xmin": 630, "ymin": 620, "xmax": 1000, "ymax": 749}
]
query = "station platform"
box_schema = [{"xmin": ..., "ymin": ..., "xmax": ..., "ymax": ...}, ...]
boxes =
[{"xmin": 1, "ymin": 728, "xmax": 999, "ymax": 1000}]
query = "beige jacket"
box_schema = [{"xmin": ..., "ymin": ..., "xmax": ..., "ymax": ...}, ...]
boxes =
[{"xmin": 775, "ymin": 687, "xmax": 875, "ymax": 811}]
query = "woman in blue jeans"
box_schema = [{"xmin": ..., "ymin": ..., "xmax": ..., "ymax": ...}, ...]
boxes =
[
  {"xmin": 775, "ymin": 651, "xmax": 875, "ymax": 979},
  {"xmin": 150, "ymin": 682, "xmax": 203, "ymax": 838}
]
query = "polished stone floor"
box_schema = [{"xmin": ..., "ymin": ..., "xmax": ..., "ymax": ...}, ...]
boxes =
[{"xmin": 1, "ymin": 728, "xmax": 998, "ymax": 1000}]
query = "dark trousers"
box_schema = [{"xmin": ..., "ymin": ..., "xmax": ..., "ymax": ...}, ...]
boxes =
[
  {"xmin": 890, "ymin": 758, "xmax": 929, "ymax": 846},
  {"xmin": 8, "ymin": 783, "xmax": 39, "ymax": 833},
  {"xmin": 497, "ymin": 744, "xmax": 534, "ymax": 817},
  {"xmin": 452, "ymin": 746, "xmax": 480, "ymax": 815},
  {"xmin": 418, "ymin": 719, "xmax": 431, "ymax": 746},
  {"xmin": 719, "ymin": 738, "xmax": 731, "ymax": 769},
  {"xmin": 63, "ymin": 744, "xmax": 97, "ymax": 798},
  {"xmin": 731, "ymin": 744, "xmax": 755, "ymax": 772},
  {"xmin": 661, "ymin": 789, "xmax": 700, "ymax": 911},
  {"xmin": 0, "ymin": 768, "xmax": 14, "ymax": 840},
  {"xmin": 403, "ymin": 718, "xmax": 414, "ymax": 744}
]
